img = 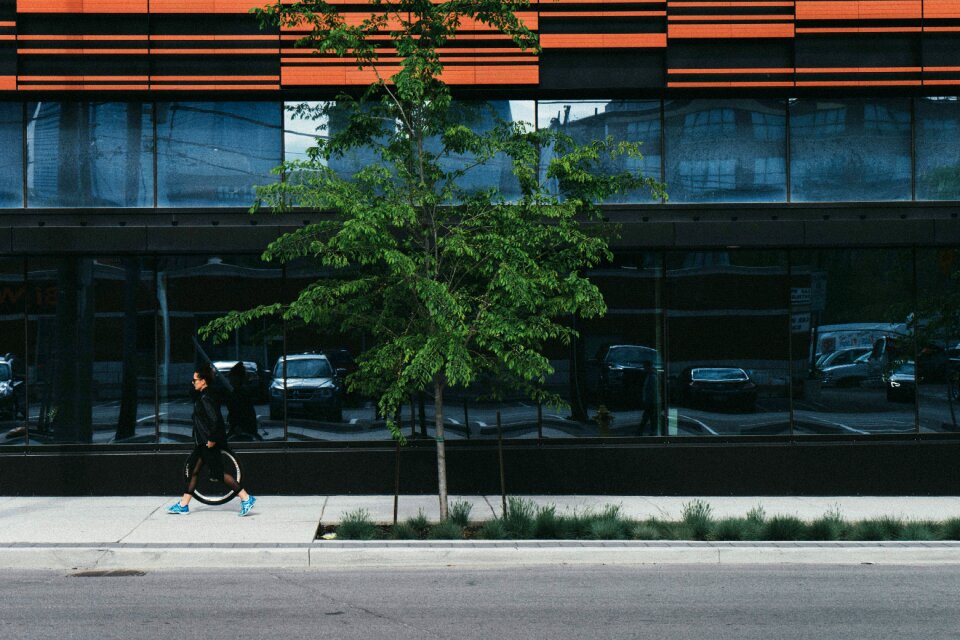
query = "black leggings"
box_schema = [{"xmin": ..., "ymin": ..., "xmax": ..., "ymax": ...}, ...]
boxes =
[{"xmin": 184, "ymin": 446, "xmax": 243, "ymax": 495}]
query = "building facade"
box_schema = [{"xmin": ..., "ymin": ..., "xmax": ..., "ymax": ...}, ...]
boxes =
[{"xmin": 1, "ymin": 0, "xmax": 960, "ymax": 495}]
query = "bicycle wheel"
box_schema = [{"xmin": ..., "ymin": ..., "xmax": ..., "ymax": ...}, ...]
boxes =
[{"xmin": 184, "ymin": 449, "xmax": 243, "ymax": 505}]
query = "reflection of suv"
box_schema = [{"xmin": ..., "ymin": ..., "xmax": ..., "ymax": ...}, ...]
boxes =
[
  {"xmin": 595, "ymin": 344, "xmax": 660, "ymax": 404},
  {"xmin": 269, "ymin": 353, "xmax": 343, "ymax": 422}
]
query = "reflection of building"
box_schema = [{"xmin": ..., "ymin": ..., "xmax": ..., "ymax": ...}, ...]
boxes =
[{"xmin": 1, "ymin": 3, "xmax": 960, "ymax": 495}]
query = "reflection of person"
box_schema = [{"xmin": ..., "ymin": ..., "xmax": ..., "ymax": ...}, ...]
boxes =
[
  {"xmin": 638, "ymin": 361, "xmax": 660, "ymax": 436},
  {"xmin": 167, "ymin": 364, "xmax": 256, "ymax": 516},
  {"xmin": 226, "ymin": 362, "xmax": 262, "ymax": 441}
]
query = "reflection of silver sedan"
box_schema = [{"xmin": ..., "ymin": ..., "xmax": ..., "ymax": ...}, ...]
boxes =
[
  {"xmin": 817, "ymin": 346, "xmax": 872, "ymax": 370},
  {"xmin": 820, "ymin": 352, "xmax": 871, "ymax": 387}
]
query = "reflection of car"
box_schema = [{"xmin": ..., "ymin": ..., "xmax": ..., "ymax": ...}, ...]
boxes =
[
  {"xmin": 816, "ymin": 347, "xmax": 872, "ymax": 370},
  {"xmin": 0, "ymin": 355, "xmax": 24, "ymax": 419},
  {"xmin": 270, "ymin": 353, "xmax": 343, "ymax": 422},
  {"xmin": 885, "ymin": 361, "xmax": 917, "ymax": 402},
  {"xmin": 675, "ymin": 367, "xmax": 757, "ymax": 412},
  {"xmin": 212, "ymin": 360, "xmax": 270, "ymax": 403},
  {"xmin": 820, "ymin": 352, "xmax": 871, "ymax": 388},
  {"xmin": 595, "ymin": 344, "xmax": 659, "ymax": 404}
]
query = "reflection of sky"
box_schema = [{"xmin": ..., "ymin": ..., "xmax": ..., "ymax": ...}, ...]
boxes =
[
  {"xmin": 537, "ymin": 101, "xmax": 609, "ymax": 128},
  {"xmin": 283, "ymin": 101, "xmax": 536, "ymax": 162}
]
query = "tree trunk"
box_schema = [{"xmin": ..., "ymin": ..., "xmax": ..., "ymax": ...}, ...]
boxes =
[{"xmin": 434, "ymin": 376, "xmax": 448, "ymax": 520}]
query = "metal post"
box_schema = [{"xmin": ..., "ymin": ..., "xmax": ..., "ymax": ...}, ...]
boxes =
[
  {"xmin": 393, "ymin": 438, "xmax": 401, "ymax": 525},
  {"xmin": 497, "ymin": 409, "xmax": 506, "ymax": 518},
  {"xmin": 463, "ymin": 398, "xmax": 470, "ymax": 440}
]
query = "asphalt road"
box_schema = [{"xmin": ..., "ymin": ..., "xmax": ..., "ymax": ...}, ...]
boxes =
[{"xmin": 2, "ymin": 565, "xmax": 959, "ymax": 639}]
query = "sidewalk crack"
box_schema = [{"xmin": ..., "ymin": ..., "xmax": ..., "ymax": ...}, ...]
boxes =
[{"xmin": 116, "ymin": 503, "xmax": 164, "ymax": 544}]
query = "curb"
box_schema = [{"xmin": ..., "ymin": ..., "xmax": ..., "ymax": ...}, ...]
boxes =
[{"xmin": 5, "ymin": 540, "xmax": 960, "ymax": 570}]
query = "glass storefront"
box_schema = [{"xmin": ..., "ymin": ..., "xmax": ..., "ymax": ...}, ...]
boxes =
[{"xmin": 0, "ymin": 246, "xmax": 947, "ymax": 448}]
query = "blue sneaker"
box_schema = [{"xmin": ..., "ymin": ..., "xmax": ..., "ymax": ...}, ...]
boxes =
[
  {"xmin": 239, "ymin": 495, "xmax": 256, "ymax": 517},
  {"xmin": 166, "ymin": 502, "xmax": 189, "ymax": 515}
]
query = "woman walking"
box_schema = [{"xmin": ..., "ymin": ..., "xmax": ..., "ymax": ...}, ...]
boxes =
[{"xmin": 167, "ymin": 364, "xmax": 256, "ymax": 516}]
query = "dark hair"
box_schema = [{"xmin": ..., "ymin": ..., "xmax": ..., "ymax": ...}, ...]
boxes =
[
  {"xmin": 228, "ymin": 361, "xmax": 247, "ymax": 382},
  {"xmin": 196, "ymin": 363, "xmax": 216, "ymax": 385}
]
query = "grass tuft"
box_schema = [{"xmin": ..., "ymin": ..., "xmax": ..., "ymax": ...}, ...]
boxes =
[
  {"xmin": 850, "ymin": 516, "xmax": 903, "ymax": 541},
  {"xmin": 940, "ymin": 518, "xmax": 960, "ymax": 540},
  {"xmin": 533, "ymin": 504, "xmax": 564, "ymax": 539},
  {"xmin": 448, "ymin": 501, "xmax": 473, "ymax": 527},
  {"xmin": 681, "ymin": 499, "xmax": 714, "ymax": 540},
  {"xmin": 763, "ymin": 515, "xmax": 806, "ymax": 541},
  {"xmin": 712, "ymin": 517, "xmax": 746, "ymax": 541},
  {"xmin": 502, "ymin": 497, "xmax": 538, "ymax": 539},
  {"xmin": 478, "ymin": 519, "xmax": 508, "ymax": 540},
  {"xmin": 337, "ymin": 509, "xmax": 379, "ymax": 540},
  {"xmin": 428, "ymin": 520, "xmax": 464, "ymax": 539},
  {"xmin": 899, "ymin": 521, "xmax": 937, "ymax": 541},
  {"xmin": 407, "ymin": 509, "xmax": 430, "ymax": 537}
]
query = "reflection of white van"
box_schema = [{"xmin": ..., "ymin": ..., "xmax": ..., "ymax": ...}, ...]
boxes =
[{"xmin": 814, "ymin": 322, "xmax": 907, "ymax": 360}]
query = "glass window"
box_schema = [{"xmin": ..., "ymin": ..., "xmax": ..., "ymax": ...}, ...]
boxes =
[
  {"xmin": 790, "ymin": 98, "xmax": 911, "ymax": 202},
  {"xmin": 916, "ymin": 97, "xmax": 960, "ymax": 200},
  {"xmin": 157, "ymin": 255, "xmax": 284, "ymax": 443},
  {"xmin": 0, "ymin": 103, "xmax": 22, "ymax": 208},
  {"xmin": 664, "ymin": 99, "xmax": 786, "ymax": 203},
  {"xmin": 437, "ymin": 100, "xmax": 532, "ymax": 202},
  {"xmin": 538, "ymin": 100, "xmax": 662, "ymax": 203},
  {"xmin": 26, "ymin": 102, "xmax": 153, "ymax": 208},
  {"xmin": 664, "ymin": 251, "xmax": 791, "ymax": 436},
  {"xmin": 572, "ymin": 251, "xmax": 665, "ymax": 438},
  {"xmin": 283, "ymin": 101, "xmax": 378, "ymax": 184},
  {"xmin": 0, "ymin": 258, "xmax": 25, "ymax": 446},
  {"xmin": 157, "ymin": 102, "xmax": 281, "ymax": 207},
  {"xmin": 282, "ymin": 261, "xmax": 376, "ymax": 440},
  {"xmin": 26, "ymin": 257, "xmax": 157, "ymax": 445},
  {"xmin": 791, "ymin": 249, "xmax": 916, "ymax": 435},
  {"xmin": 285, "ymin": 100, "xmax": 533, "ymax": 203},
  {"xmin": 915, "ymin": 249, "xmax": 959, "ymax": 433}
]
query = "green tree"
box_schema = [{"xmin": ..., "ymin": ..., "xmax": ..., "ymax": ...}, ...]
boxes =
[{"xmin": 201, "ymin": 0, "xmax": 663, "ymax": 517}]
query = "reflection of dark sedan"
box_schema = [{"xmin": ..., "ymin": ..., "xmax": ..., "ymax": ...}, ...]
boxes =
[
  {"xmin": 675, "ymin": 367, "xmax": 757, "ymax": 412},
  {"xmin": 595, "ymin": 344, "xmax": 659, "ymax": 404},
  {"xmin": 885, "ymin": 361, "xmax": 917, "ymax": 402}
]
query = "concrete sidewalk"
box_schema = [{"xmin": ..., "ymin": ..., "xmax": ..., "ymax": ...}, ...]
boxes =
[{"xmin": 2, "ymin": 495, "xmax": 960, "ymax": 570}]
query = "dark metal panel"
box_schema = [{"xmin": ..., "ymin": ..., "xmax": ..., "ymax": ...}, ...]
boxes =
[
  {"xmin": 803, "ymin": 219, "xmax": 937, "ymax": 246},
  {"xmin": 145, "ymin": 225, "xmax": 291, "ymax": 253},
  {"xmin": 0, "ymin": 226, "xmax": 12, "ymax": 255},
  {"xmin": 2, "ymin": 439, "xmax": 960, "ymax": 496},
  {"xmin": 539, "ymin": 50, "xmax": 665, "ymax": 91},
  {"xmin": 11, "ymin": 226, "xmax": 149, "ymax": 254},
  {"xmin": 933, "ymin": 219, "xmax": 960, "ymax": 245},
  {"xmin": 674, "ymin": 220, "xmax": 805, "ymax": 247},
  {"xmin": 614, "ymin": 221, "xmax": 675, "ymax": 247}
]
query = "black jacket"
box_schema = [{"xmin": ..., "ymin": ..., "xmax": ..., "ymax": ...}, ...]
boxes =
[{"xmin": 192, "ymin": 390, "xmax": 227, "ymax": 447}]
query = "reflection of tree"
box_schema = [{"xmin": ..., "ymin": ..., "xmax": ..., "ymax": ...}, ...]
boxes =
[{"xmin": 919, "ymin": 166, "xmax": 960, "ymax": 200}]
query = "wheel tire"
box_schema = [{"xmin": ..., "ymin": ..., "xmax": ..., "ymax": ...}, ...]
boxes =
[
  {"xmin": 269, "ymin": 405, "xmax": 282, "ymax": 421},
  {"xmin": 186, "ymin": 449, "xmax": 242, "ymax": 505}
]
